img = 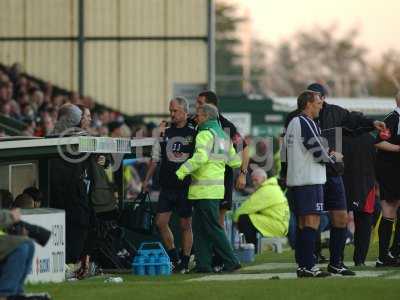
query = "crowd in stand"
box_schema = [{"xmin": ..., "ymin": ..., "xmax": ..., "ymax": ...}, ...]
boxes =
[{"xmin": 0, "ymin": 63, "xmax": 156, "ymax": 139}]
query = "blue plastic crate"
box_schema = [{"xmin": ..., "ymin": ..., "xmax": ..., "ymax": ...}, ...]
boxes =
[{"xmin": 132, "ymin": 242, "xmax": 172, "ymax": 276}]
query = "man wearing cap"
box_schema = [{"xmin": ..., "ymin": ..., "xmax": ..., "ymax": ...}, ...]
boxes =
[{"xmin": 283, "ymin": 83, "xmax": 385, "ymax": 275}]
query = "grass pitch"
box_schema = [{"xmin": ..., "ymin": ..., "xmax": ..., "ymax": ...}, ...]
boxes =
[{"xmin": 27, "ymin": 244, "xmax": 400, "ymax": 300}]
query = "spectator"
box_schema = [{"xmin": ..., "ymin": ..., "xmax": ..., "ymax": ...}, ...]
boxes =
[
  {"xmin": 13, "ymin": 194, "xmax": 35, "ymax": 209},
  {"xmin": 0, "ymin": 81, "xmax": 9, "ymax": 103},
  {"xmin": 0, "ymin": 190, "xmax": 14, "ymax": 209},
  {"xmin": 108, "ymin": 121, "xmax": 124, "ymax": 137},
  {"xmin": 0, "ymin": 208, "xmax": 36, "ymax": 299},
  {"xmin": 50, "ymin": 104, "xmax": 94, "ymax": 265},
  {"xmin": 23, "ymin": 187, "xmax": 43, "ymax": 208},
  {"xmin": 233, "ymin": 168, "xmax": 289, "ymax": 251}
]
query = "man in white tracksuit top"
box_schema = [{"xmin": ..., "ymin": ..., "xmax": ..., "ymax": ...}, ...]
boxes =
[{"xmin": 284, "ymin": 90, "xmax": 342, "ymax": 278}]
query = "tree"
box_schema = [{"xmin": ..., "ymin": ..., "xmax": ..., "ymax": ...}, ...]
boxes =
[
  {"xmin": 215, "ymin": 1, "xmax": 244, "ymax": 95},
  {"xmin": 370, "ymin": 50, "xmax": 400, "ymax": 97},
  {"xmin": 268, "ymin": 26, "xmax": 369, "ymax": 97}
]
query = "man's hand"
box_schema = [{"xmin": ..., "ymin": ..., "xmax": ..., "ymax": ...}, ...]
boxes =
[
  {"xmin": 235, "ymin": 173, "xmax": 246, "ymax": 190},
  {"xmin": 330, "ymin": 151, "xmax": 344, "ymax": 161},
  {"xmin": 10, "ymin": 208, "xmax": 21, "ymax": 223},
  {"xmin": 142, "ymin": 180, "xmax": 149, "ymax": 192},
  {"xmin": 374, "ymin": 121, "xmax": 386, "ymax": 132}
]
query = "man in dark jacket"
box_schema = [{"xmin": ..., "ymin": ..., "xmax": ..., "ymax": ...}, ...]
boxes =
[
  {"xmin": 50, "ymin": 104, "xmax": 94, "ymax": 265},
  {"xmin": 282, "ymin": 83, "xmax": 385, "ymax": 275},
  {"xmin": 342, "ymin": 133, "xmax": 377, "ymax": 266}
]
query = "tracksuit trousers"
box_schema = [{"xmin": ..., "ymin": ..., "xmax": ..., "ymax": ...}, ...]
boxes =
[{"xmin": 192, "ymin": 199, "xmax": 239, "ymax": 272}]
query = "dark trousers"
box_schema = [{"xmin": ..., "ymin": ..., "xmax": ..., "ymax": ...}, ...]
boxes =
[
  {"xmin": 193, "ymin": 200, "xmax": 239, "ymax": 272},
  {"xmin": 237, "ymin": 214, "xmax": 258, "ymax": 248},
  {"xmin": 353, "ymin": 211, "xmax": 373, "ymax": 265}
]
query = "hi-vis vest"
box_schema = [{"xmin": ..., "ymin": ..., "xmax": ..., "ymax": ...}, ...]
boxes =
[{"xmin": 176, "ymin": 121, "xmax": 241, "ymax": 200}]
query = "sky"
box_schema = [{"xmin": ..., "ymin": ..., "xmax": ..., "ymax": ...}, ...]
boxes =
[{"xmin": 233, "ymin": 0, "xmax": 400, "ymax": 61}]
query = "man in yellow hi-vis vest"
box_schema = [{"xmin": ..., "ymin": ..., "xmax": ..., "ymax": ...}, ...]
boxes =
[{"xmin": 176, "ymin": 104, "xmax": 242, "ymax": 272}]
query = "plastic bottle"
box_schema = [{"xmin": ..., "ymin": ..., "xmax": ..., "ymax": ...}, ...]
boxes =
[
  {"xmin": 158, "ymin": 255, "xmax": 170, "ymax": 275},
  {"xmin": 146, "ymin": 254, "xmax": 156, "ymax": 276},
  {"xmin": 104, "ymin": 277, "xmax": 123, "ymax": 283},
  {"xmin": 233, "ymin": 229, "xmax": 240, "ymax": 250},
  {"xmin": 133, "ymin": 255, "xmax": 146, "ymax": 275}
]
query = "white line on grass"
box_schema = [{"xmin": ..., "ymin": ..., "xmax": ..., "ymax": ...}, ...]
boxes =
[
  {"xmin": 187, "ymin": 270, "xmax": 390, "ymax": 282},
  {"xmin": 242, "ymin": 261, "xmax": 376, "ymax": 271}
]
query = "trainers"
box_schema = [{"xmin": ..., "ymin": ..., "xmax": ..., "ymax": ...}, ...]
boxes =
[
  {"xmin": 174, "ymin": 261, "xmax": 191, "ymax": 274},
  {"xmin": 296, "ymin": 267, "xmax": 304, "ymax": 277},
  {"xmin": 8, "ymin": 293, "xmax": 52, "ymax": 300},
  {"xmin": 297, "ymin": 266, "xmax": 331, "ymax": 278},
  {"xmin": 375, "ymin": 256, "xmax": 400, "ymax": 267},
  {"xmin": 222, "ymin": 264, "xmax": 241, "ymax": 273},
  {"xmin": 212, "ymin": 264, "xmax": 224, "ymax": 273},
  {"xmin": 327, "ymin": 264, "xmax": 356, "ymax": 276},
  {"xmin": 180, "ymin": 268, "xmax": 190, "ymax": 274}
]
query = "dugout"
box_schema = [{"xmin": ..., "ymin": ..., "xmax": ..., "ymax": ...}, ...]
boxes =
[{"xmin": 0, "ymin": 136, "xmax": 154, "ymax": 208}]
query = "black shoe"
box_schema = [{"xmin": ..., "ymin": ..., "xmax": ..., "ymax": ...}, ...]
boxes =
[
  {"xmin": 212, "ymin": 264, "xmax": 224, "ymax": 273},
  {"xmin": 375, "ymin": 256, "xmax": 400, "ymax": 267},
  {"xmin": 190, "ymin": 267, "xmax": 213, "ymax": 274},
  {"xmin": 222, "ymin": 264, "xmax": 241, "ymax": 273},
  {"xmin": 8, "ymin": 293, "xmax": 51, "ymax": 300},
  {"xmin": 173, "ymin": 261, "xmax": 191, "ymax": 274},
  {"xmin": 327, "ymin": 264, "xmax": 356, "ymax": 276},
  {"xmin": 297, "ymin": 267, "xmax": 331, "ymax": 278},
  {"xmin": 296, "ymin": 267, "xmax": 304, "ymax": 277},
  {"xmin": 354, "ymin": 262, "xmax": 366, "ymax": 267}
]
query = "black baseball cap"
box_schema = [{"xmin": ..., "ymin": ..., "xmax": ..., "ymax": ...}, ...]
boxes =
[{"xmin": 307, "ymin": 83, "xmax": 328, "ymax": 97}]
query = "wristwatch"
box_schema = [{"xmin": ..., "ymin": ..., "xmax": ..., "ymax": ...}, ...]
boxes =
[{"xmin": 240, "ymin": 169, "xmax": 248, "ymax": 175}]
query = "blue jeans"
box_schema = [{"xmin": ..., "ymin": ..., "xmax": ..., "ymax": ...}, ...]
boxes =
[{"xmin": 0, "ymin": 240, "xmax": 35, "ymax": 296}]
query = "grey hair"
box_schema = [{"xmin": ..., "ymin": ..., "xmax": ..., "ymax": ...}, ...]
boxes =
[
  {"xmin": 199, "ymin": 103, "xmax": 219, "ymax": 120},
  {"xmin": 251, "ymin": 168, "xmax": 267, "ymax": 180},
  {"xmin": 171, "ymin": 97, "xmax": 189, "ymax": 113},
  {"xmin": 52, "ymin": 103, "xmax": 83, "ymax": 134}
]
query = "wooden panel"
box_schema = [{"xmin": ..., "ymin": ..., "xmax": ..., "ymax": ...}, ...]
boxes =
[
  {"xmin": 84, "ymin": 42, "xmax": 118, "ymax": 107},
  {"xmin": 0, "ymin": 0, "xmax": 25, "ymax": 36},
  {"xmin": 119, "ymin": 41, "xmax": 165, "ymax": 114},
  {"xmin": 26, "ymin": 0, "xmax": 77, "ymax": 36},
  {"xmin": 25, "ymin": 42, "xmax": 77, "ymax": 90},
  {"xmin": 85, "ymin": 0, "xmax": 118, "ymax": 36}
]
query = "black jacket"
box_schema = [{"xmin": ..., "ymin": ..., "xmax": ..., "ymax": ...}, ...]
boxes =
[
  {"xmin": 50, "ymin": 155, "xmax": 93, "ymax": 228},
  {"xmin": 318, "ymin": 102, "xmax": 375, "ymax": 176},
  {"xmin": 342, "ymin": 133, "xmax": 376, "ymax": 210}
]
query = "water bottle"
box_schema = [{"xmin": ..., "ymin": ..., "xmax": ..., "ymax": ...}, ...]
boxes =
[
  {"xmin": 133, "ymin": 255, "xmax": 146, "ymax": 275},
  {"xmin": 233, "ymin": 229, "xmax": 240, "ymax": 250},
  {"xmin": 146, "ymin": 254, "xmax": 156, "ymax": 276},
  {"xmin": 158, "ymin": 255, "xmax": 170, "ymax": 275},
  {"xmin": 104, "ymin": 277, "xmax": 123, "ymax": 283},
  {"xmin": 154, "ymin": 254, "xmax": 161, "ymax": 275}
]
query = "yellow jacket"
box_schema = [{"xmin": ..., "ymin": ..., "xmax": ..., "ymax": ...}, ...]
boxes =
[
  {"xmin": 233, "ymin": 177, "xmax": 289, "ymax": 237},
  {"xmin": 176, "ymin": 119, "xmax": 241, "ymax": 200}
]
